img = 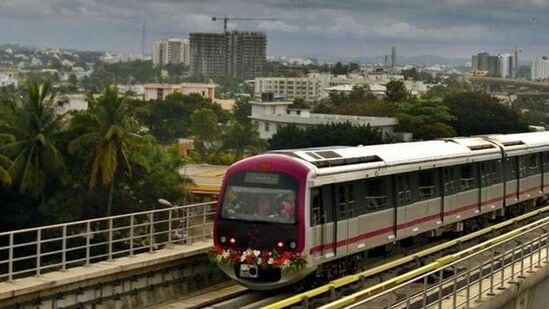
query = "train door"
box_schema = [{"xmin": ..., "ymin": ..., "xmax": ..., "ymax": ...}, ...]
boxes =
[
  {"xmin": 505, "ymin": 156, "xmax": 519, "ymax": 206},
  {"xmin": 442, "ymin": 167, "xmax": 457, "ymax": 223},
  {"xmin": 335, "ymin": 182, "xmax": 355, "ymax": 256},
  {"xmin": 345, "ymin": 183, "xmax": 358, "ymax": 254},
  {"xmin": 395, "ymin": 173, "xmax": 413, "ymax": 239},
  {"xmin": 543, "ymin": 152, "xmax": 549, "ymax": 194},
  {"xmin": 479, "ymin": 160, "xmax": 504, "ymax": 213},
  {"xmin": 310, "ymin": 188, "xmax": 324, "ymax": 259}
]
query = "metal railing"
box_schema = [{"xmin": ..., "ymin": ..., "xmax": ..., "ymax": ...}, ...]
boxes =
[
  {"xmin": 337, "ymin": 217, "xmax": 549, "ymax": 309},
  {"xmin": 0, "ymin": 201, "xmax": 216, "ymax": 282}
]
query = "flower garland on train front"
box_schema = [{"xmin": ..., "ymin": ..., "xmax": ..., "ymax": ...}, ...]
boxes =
[{"xmin": 209, "ymin": 246, "xmax": 306, "ymax": 272}]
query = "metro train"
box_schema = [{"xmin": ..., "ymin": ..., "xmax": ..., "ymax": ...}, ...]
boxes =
[{"xmin": 212, "ymin": 131, "xmax": 549, "ymax": 290}]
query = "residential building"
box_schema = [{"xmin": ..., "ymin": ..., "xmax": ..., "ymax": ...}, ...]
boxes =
[
  {"xmin": 190, "ymin": 31, "xmax": 266, "ymax": 79},
  {"xmin": 101, "ymin": 52, "xmax": 149, "ymax": 64},
  {"xmin": 254, "ymin": 75, "xmax": 330, "ymax": 102},
  {"xmin": 472, "ymin": 52, "xmax": 514, "ymax": 78},
  {"xmin": 143, "ymin": 82, "xmax": 215, "ymax": 100},
  {"xmin": 0, "ymin": 71, "xmax": 17, "ymax": 87},
  {"xmin": 153, "ymin": 38, "xmax": 190, "ymax": 66},
  {"xmin": 249, "ymin": 95, "xmax": 398, "ymax": 140},
  {"xmin": 531, "ymin": 56, "xmax": 549, "ymax": 81}
]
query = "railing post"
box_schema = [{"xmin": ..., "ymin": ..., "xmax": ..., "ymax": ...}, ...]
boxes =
[
  {"xmin": 519, "ymin": 242, "xmax": 525, "ymax": 278},
  {"xmin": 452, "ymin": 265, "xmax": 458, "ymax": 307},
  {"xmin": 149, "ymin": 212, "xmax": 154, "ymax": 252},
  {"xmin": 488, "ymin": 249, "xmax": 495, "ymax": 296},
  {"xmin": 108, "ymin": 217, "xmax": 113, "ymax": 261},
  {"xmin": 36, "ymin": 228, "xmax": 41, "ymax": 276},
  {"xmin": 477, "ymin": 261, "xmax": 483, "ymax": 302},
  {"xmin": 438, "ymin": 269, "xmax": 444, "ymax": 309},
  {"xmin": 185, "ymin": 207, "xmax": 190, "ymax": 245},
  {"xmin": 85, "ymin": 221, "xmax": 91, "ymax": 266},
  {"xmin": 129, "ymin": 214, "xmax": 134, "ymax": 256},
  {"xmin": 8, "ymin": 233, "xmax": 14, "ymax": 282},
  {"xmin": 537, "ymin": 235, "xmax": 542, "ymax": 268},
  {"xmin": 61, "ymin": 225, "xmax": 67, "ymax": 271},
  {"xmin": 202, "ymin": 205, "xmax": 207, "ymax": 241},
  {"xmin": 167, "ymin": 210, "xmax": 172, "ymax": 246},
  {"xmin": 465, "ymin": 267, "xmax": 471, "ymax": 308},
  {"xmin": 422, "ymin": 276, "xmax": 428, "ymax": 308}
]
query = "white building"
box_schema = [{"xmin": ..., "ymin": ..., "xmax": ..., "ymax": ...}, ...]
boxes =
[
  {"xmin": 55, "ymin": 94, "xmax": 88, "ymax": 115},
  {"xmin": 117, "ymin": 84, "xmax": 145, "ymax": 96},
  {"xmin": 0, "ymin": 71, "xmax": 17, "ymax": 88},
  {"xmin": 532, "ymin": 56, "xmax": 549, "ymax": 81},
  {"xmin": 153, "ymin": 38, "xmax": 190, "ymax": 66},
  {"xmin": 249, "ymin": 99, "xmax": 398, "ymax": 140},
  {"xmin": 254, "ymin": 74, "xmax": 331, "ymax": 102},
  {"xmin": 101, "ymin": 52, "xmax": 149, "ymax": 64},
  {"xmin": 498, "ymin": 53, "xmax": 513, "ymax": 78},
  {"xmin": 144, "ymin": 82, "xmax": 216, "ymax": 100}
]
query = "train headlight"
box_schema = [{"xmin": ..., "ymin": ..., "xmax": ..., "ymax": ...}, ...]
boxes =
[
  {"xmin": 229, "ymin": 237, "xmax": 236, "ymax": 244},
  {"xmin": 276, "ymin": 241, "xmax": 284, "ymax": 248},
  {"xmin": 220, "ymin": 236, "xmax": 227, "ymax": 244},
  {"xmin": 288, "ymin": 241, "xmax": 297, "ymax": 249}
]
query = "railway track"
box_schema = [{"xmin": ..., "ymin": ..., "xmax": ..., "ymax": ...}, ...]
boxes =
[
  {"xmin": 263, "ymin": 205, "xmax": 549, "ymax": 309},
  {"xmin": 152, "ymin": 205, "xmax": 549, "ymax": 309}
]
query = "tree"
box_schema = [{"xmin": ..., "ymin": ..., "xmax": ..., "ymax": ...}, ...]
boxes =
[
  {"xmin": 385, "ymin": 80, "xmax": 409, "ymax": 103},
  {"xmin": 232, "ymin": 97, "xmax": 252, "ymax": 126},
  {"xmin": 221, "ymin": 121, "xmax": 265, "ymax": 160},
  {"xmin": 269, "ymin": 123, "xmax": 382, "ymax": 150},
  {"xmin": 189, "ymin": 108, "xmax": 220, "ymax": 159},
  {"xmin": 69, "ymin": 86, "xmax": 140, "ymax": 216},
  {"xmin": 397, "ymin": 99, "xmax": 456, "ymax": 140},
  {"xmin": 0, "ymin": 153, "xmax": 11, "ymax": 185},
  {"xmin": 0, "ymin": 81, "xmax": 67, "ymax": 203},
  {"xmin": 443, "ymin": 92, "xmax": 529, "ymax": 136}
]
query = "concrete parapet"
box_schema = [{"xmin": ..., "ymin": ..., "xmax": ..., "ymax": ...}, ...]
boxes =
[{"xmin": 0, "ymin": 241, "xmax": 226, "ymax": 309}]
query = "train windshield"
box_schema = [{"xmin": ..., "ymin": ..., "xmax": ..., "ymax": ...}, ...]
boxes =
[{"xmin": 221, "ymin": 171, "xmax": 298, "ymax": 224}]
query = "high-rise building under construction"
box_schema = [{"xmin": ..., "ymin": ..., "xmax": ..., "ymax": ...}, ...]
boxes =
[{"xmin": 190, "ymin": 31, "xmax": 266, "ymax": 79}]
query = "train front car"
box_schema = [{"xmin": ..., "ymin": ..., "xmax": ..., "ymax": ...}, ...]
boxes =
[{"xmin": 212, "ymin": 154, "xmax": 314, "ymax": 290}]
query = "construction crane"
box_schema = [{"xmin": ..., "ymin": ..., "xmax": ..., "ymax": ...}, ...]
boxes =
[{"xmin": 212, "ymin": 15, "xmax": 278, "ymax": 32}]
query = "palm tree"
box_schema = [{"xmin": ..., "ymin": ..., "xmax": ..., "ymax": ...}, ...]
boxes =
[
  {"xmin": 0, "ymin": 81, "xmax": 67, "ymax": 202},
  {"xmin": 69, "ymin": 86, "xmax": 139, "ymax": 216},
  {"xmin": 221, "ymin": 121, "xmax": 265, "ymax": 160},
  {"xmin": 0, "ymin": 154, "xmax": 12, "ymax": 185}
]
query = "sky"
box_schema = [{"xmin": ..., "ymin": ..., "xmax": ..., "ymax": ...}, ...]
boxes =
[{"xmin": 0, "ymin": 0, "xmax": 548, "ymax": 60}]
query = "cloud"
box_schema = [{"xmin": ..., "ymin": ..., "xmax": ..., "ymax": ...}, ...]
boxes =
[
  {"xmin": 307, "ymin": 16, "xmax": 491, "ymax": 42},
  {"xmin": 258, "ymin": 20, "xmax": 298, "ymax": 32}
]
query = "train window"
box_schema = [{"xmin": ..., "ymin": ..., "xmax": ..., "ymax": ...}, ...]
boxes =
[
  {"xmin": 506, "ymin": 157, "xmax": 518, "ymax": 180},
  {"xmin": 518, "ymin": 155, "xmax": 539, "ymax": 177},
  {"xmin": 526, "ymin": 154, "xmax": 540, "ymax": 176},
  {"xmin": 443, "ymin": 167, "xmax": 457, "ymax": 194},
  {"xmin": 418, "ymin": 169, "xmax": 436, "ymax": 200},
  {"xmin": 337, "ymin": 185, "xmax": 346, "ymax": 220},
  {"xmin": 322, "ymin": 186, "xmax": 334, "ymax": 223},
  {"xmin": 544, "ymin": 152, "xmax": 549, "ymax": 172},
  {"xmin": 481, "ymin": 160, "xmax": 500, "ymax": 186},
  {"xmin": 310, "ymin": 188, "xmax": 321, "ymax": 226},
  {"xmin": 365, "ymin": 178, "xmax": 388, "ymax": 212},
  {"xmin": 459, "ymin": 164, "xmax": 476, "ymax": 191},
  {"xmin": 397, "ymin": 174, "xmax": 412, "ymax": 206}
]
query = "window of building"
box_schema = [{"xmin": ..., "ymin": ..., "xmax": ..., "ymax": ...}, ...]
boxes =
[
  {"xmin": 297, "ymin": 110, "xmax": 301, "ymax": 115},
  {"xmin": 265, "ymin": 122, "xmax": 270, "ymax": 132}
]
